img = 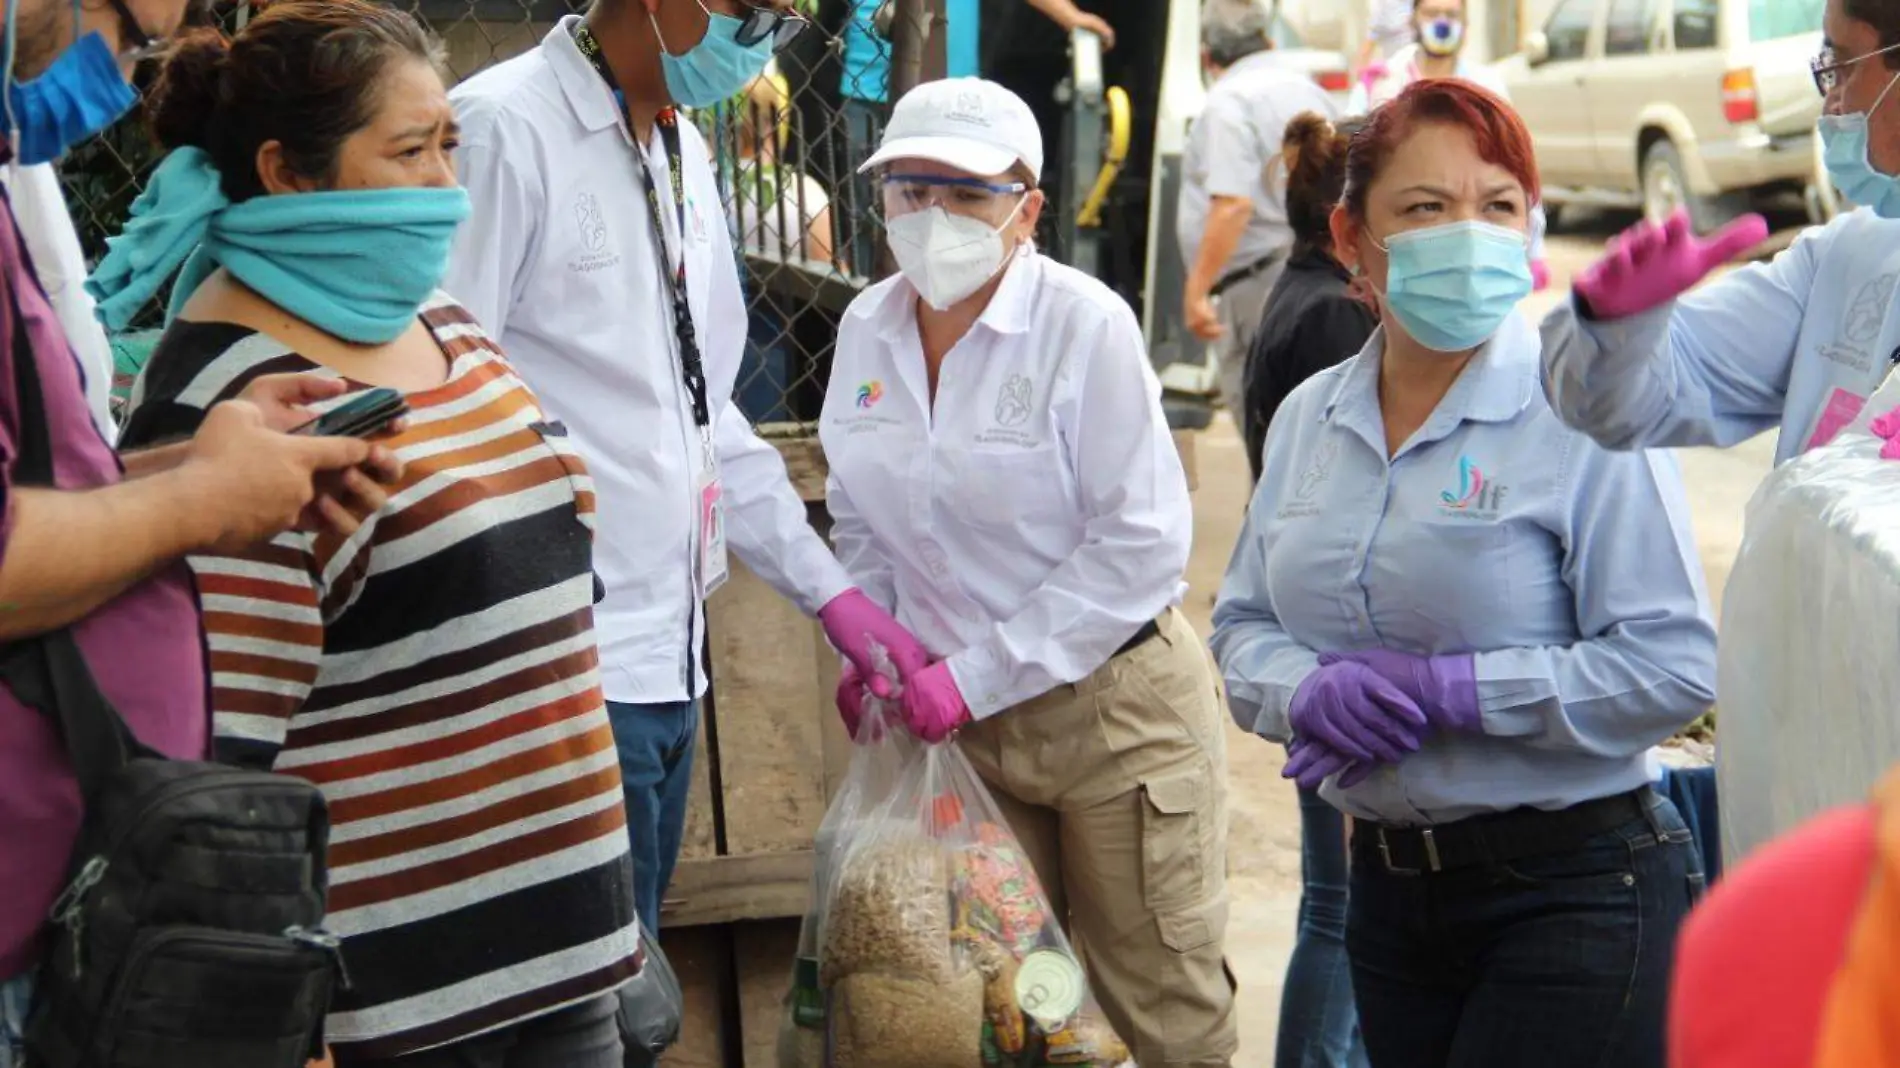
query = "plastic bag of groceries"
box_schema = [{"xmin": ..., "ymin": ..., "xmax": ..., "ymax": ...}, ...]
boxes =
[
  {"xmin": 811, "ymin": 737, "xmax": 1132, "ymax": 1068},
  {"xmin": 777, "ymin": 688, "xmax": 914, "ymax": 1068}
]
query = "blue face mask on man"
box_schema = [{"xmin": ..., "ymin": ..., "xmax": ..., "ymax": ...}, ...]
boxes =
[
  {"xmin": 650, "ymin": 0, "xmax": 774, "ymax": 109},
  {"xmin": 3, "ymin": 0, "xmax": 142, "ymax": 166},
  {"xmin": 1820, "ymin": 69, "xmax": 1900, "ymax": 219},
  {"xmin": 1377, "ymin": 220, "xmax": 1532, "ymax": 353}
]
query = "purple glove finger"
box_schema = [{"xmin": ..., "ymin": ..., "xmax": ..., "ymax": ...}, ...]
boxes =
[
  {"xmin": 817, "ymin": 590, "xmax": 930, "ymax": 693},
  {"xmin": 1354, "ymin": 673, "xmax": 1431, "ymax": 750},
  {"xmin": 836, "ymin": 664, "xmax": 869, "ymax": 739},
  {"xmin": 900, "ymin": 661, "xmax": 972, "ymax": 744},
  {"xmin": 1336, "ymin": 760, "xmax": 1378, "ymax": 790},
  {"xmin": 1285, "ymin": 744, "xmax": 1354, "ymax": 791},
  {"xmin": 1883, "ymin": 435, "xmax": 1900, "ymax": 461},
  {"xmin": 1696, "ymin": 213, "xmax": 1770, "ymax": 272}
]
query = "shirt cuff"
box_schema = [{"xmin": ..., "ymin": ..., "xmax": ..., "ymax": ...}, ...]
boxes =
[{"xmin": 946, "ymin": 645, "xmax": 1012, "ymax": 721}]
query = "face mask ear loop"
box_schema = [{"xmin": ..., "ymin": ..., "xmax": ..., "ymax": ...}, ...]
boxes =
[{"xmin": 1871, "ymin": 66, "xmax": 1900, "ymax": 121}]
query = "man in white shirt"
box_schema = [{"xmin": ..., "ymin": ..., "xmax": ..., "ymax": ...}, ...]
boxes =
[
  {"xmin": 445, "ymin": 0, "xmax": 926, "ymax": 934},
  {"xmin": 5, "ymin": 164, "xmax": 116, "ymax": 438},
  {"xmin": 1178, "ymin": 0, "xmax": 1338, "ymax": 421}
]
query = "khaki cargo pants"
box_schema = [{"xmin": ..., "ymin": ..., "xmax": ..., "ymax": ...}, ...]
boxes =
[{"xmin": 957, "ymin": 608, "xmax": 1238, "ymax": 1067}]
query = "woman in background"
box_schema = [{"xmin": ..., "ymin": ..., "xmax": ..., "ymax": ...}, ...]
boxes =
[{"xmin": 1240, "ymin": 112, "xmax": 1373, "ymax": 1068}]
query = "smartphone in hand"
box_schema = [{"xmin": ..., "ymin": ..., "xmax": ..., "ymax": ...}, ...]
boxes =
[{"xmin": 291, "ymin": 387, "xmax": 408, "ymax": 439}]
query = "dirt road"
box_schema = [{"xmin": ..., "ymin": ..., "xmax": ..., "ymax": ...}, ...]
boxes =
[{"xmin": 1197, "ymin": 216, "xmax": 1776, "ymax": 1064}]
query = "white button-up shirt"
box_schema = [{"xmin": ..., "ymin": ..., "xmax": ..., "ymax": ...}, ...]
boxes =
[
  {"xmin": 820, "ymin": 251, "xmax": 1192, "ymax": 717},
  {"xmin": 446, "ymin": 18, "xmax": 852, "ymax": 703}
]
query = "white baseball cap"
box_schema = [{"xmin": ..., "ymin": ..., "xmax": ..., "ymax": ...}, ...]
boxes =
[{"xmin": 858, "ymin": 77, "xmax": 1044, "ymax": 181}]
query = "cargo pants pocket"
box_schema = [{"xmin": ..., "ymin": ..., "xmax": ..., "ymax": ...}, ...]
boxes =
[{"xmin": 1142, "ymin": 770, "xmax": 1212, "ymax": 920}]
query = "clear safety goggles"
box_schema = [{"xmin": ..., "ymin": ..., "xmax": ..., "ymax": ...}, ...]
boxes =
[{"xmin": 877, "ymin": 173, "xmax": 1028, "ymax": 222}]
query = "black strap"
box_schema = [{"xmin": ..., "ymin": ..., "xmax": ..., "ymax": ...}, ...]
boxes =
[
  {"xmin": 572, "ymin": 22, "xmax": 712, "ymax": 430},
  {"xmin": 0, "ymin": 249, "xmax": 139, "ymax": 801}
]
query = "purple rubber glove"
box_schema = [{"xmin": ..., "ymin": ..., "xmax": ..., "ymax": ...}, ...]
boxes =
[
  {"xmin": 899, "ymin": 661, "xmax": 972, "ymax": 743},
  {"xmin": 836, "ymin": 662, "xmax": 871, "ymax": 740},
  {"xmin": 1283, "ymin": 740, "xmax": 1378, "ymax": 792},
  {"xmin": 818, "ymin": 589, "xmax": 929, "ymax": 696},
  {"xmin": 1321, "ymin": 649, "xmax": 1482, "ymax": 733},
  {"xmin": 1572, "ymin": 209, "xmax": 1768, "ymax": 320},
  {"xmin": 1287, "ymin": 660, "xmax": 1430, "ymax": 765}
]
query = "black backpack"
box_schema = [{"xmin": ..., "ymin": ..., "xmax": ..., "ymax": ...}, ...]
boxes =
[{"xmin": 1, "ymin": 284, "xmax": 343, "ymax": 1068}]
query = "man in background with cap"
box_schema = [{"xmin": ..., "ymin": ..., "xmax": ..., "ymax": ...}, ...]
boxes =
[
  {"xmin": 1180, "ymin": 0, "xmax": 1338, "ymax": 425},
  {"xmin": 445, "ymin": 0, "xmax": 929, "ymax": 935},
  {"xmin": 823, "ymin": 76, "xmax": 1239, "ymax": 1067}
]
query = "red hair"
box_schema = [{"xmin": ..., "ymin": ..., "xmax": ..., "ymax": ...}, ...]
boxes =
[{"xmin": 1342, "ymin": 79, "xmax": 1540, "ymax": 220}]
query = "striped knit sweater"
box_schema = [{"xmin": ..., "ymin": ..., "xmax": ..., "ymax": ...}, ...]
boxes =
[{"xmin": 119, "ymin": 296, "xmax": 641, "ymax": 1058}]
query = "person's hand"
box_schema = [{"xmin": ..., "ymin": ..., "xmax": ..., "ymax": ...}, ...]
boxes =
[
  {"xmin": 817, "ymin": 589, "xmax": 929, "ymax": 693},
  {"xmin": 1287, "ymin": 659, "xmax": 1429, "ymax": 765},
  {"xmin": 1320, "ymin": 649, "xmax": 1481, "ymax": 734},
  {"xmin": 899, "ymin": 661, "xmax": 971, "ymax": 743},
  {"xmin": 1185, "ymin": 291, "xmax": 1223, "ymax": 342},
  {"xmin": 1068, "ymin": 10, "xmax": 1115, "ymax": 48},
  {"xmin": 239, "ymin": 373, "xmax": 352, "ymax": 433},
  {"xmin": 176, "ymin": 399, "xmax": 388, "ymax": 553},
  {"xmin": 836, "ymin": 661, "xmax": 874, "ymax": 742},
  {"xmin": 306, "ymin": 1047, "xmax": 333, "ymax": 1068},
  {"xmin": 1572, "ymin": 209, "xmax": 1768, "ymax": 320},
  {"xmin": 1282, "ymin": 739, "xmax": 1378, "ymax": 792}
]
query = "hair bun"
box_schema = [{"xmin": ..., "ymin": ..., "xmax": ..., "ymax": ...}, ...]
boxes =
[{"xmin": 147, "ymin": 29, "xmax": 231, "ymax": 152}]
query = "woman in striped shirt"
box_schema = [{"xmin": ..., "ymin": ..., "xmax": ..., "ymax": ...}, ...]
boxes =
[{"xmin": 102, "ymin": 4, "xmax": 640, "ymax": 1065}]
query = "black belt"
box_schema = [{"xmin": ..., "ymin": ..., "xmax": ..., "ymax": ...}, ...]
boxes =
[
  {"xmin": 1114, "ymin": 619, "xmax": 1161, "ymax": 658},
  {"xmin": 1209, "ymin": 252, "xmax": 1282, "ymax": 298},
  {"xmin": 1352, "ymin": 788, "xmax": 1657, "ymax": 876}
]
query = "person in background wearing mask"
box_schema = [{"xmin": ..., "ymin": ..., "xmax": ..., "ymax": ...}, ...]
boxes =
[
  {"xmin": 822, "ymin": 78, "xmax": 1237, "ymax": 1068},
  {"xmin": 1541, "ymin": 0, "xmax": 1899, "ymax": 468},
  {"xmin": 1212, "ymin": 80, "xmax": 1716, "ymax": 1068},
  {"xmin": 1238, "ymin": 111, "xmax": 1374, "ymax": 1068},
  {"xmin": 0, "ymin": 2, "xmax": 405, "ymax": 1065},
  {"xmin": 444, "ymin": 0, "xmax": 929, "ymax": 937},
  {"xmin": 1348, "ymin": 0, "xmax": 1550, "ymax": 291},
  {"xmin": 1180, "ymin": 0, "xmax": 1337, "ymax": 423}
]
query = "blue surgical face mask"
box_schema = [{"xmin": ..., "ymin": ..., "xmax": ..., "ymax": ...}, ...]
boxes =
[
  {"xmin": 4, "ymin": 30, "xmax": 137, "ymax": 166},
  {"xmin": 1419, "ymin": 17, "xmax": 1464, "ymax": 57},
  {"xmin": 1820, "ymin": 71, "xmax": 1900, "ymax": 219},
  {"xmin": 651, "ymin": 0, "xmax": 773, "ymax": 109},
  {"xmin": 1377, "ymin": 220, "xmax": 1531, "ymax": 353}
]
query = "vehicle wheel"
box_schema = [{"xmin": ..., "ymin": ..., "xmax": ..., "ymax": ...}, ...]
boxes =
[{"xmin": 1642, "ymin": 138, "xmax": 1744, "ymax": 234}]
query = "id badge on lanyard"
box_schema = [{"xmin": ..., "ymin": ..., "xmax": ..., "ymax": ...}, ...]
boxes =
[{"xmin": 577, "ymin": 18, "xmax": 732, "ymax": 601}]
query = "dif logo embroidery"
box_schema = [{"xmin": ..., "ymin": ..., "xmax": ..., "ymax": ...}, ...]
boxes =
[
  {"xmin": 855, "ymin": 381, "xmax": 884, "ymax": 409},
  {"xmin": 1440, "ymin": 455, "xmax": 1506, "ymax": 516}
]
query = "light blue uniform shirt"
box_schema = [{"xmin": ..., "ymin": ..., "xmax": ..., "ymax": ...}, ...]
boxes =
[
  {"xmin": 1211, "ymin": 313, "xmax": 1718, "ymax": 825},
  {"xmin": 840, "ymin": 0, "xmax": 979, "ymax": 104},
  {"xmin": 1543, "ymin": 208, "xmax": 1900, "ymax": 465}
]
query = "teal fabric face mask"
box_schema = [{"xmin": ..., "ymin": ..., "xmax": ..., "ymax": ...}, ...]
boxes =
[
  {"xmin": 1378, "ymin": 220, "xmax": 1532, "ymax": 353},
  {"xmin": 1820, "ymin": 71, "xmax": 1900, "ymax": 219},
  {"xmin": 652, "ymin": 0, "xmax": 773, "ymax": 108},
  {"xmin": 86, "ymin": 147, "xmax": 472, "ymax": 345}
]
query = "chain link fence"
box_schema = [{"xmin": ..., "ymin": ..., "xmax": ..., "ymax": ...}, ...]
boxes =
[{"xmin": 59, "ymin": 0, "xmax": 915, "ymax": 429}]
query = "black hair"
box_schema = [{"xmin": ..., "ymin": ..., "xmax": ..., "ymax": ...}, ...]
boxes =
[
  {"xmin": 147, "ymin": 0, "xmax": 439, "ymax": 202},
  {"xmin": 1845, "ymin": 0, "xmax": 1900, "ymax": 67}
]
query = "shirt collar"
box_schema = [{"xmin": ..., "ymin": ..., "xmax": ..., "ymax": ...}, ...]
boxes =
[
  {"xmin": 546, "ymin": 16, "xmax": 626, "ymax": 136},
  {"xmin": 862, "ymin": 247, "xmax": 1040, "ymax": 343},
  {"xmin": 1222, "ymin": 50, "xmax": 1283, "ymax": 80},
  {"xmin": 1323, "ymin": 310, "xmax": 1539, "ymax": 430}
]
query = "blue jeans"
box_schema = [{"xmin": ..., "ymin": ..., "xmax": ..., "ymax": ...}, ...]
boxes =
[
  {"xmin": 1277, "ymin": 788, "xmax": 1369, "ymax": 1068},
  {"xmin": 606, "ymin": 700, "xmax": 699, "ymax": 935},
  {"xmin": 1346, "ymin": 793, "xmax": 1703, "ymax": 1068},
  {"xmin": 0, "ymin": 970, "xmax": 32, "ymax": 1068}
]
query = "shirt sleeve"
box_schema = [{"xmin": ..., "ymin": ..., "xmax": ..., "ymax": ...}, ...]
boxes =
[
  {"xmin": 825, "ymin": 467, "xmax": 896, "ymax": 613},
  {"xmin": 1209, "ymin": 448, "xmax": 1323, "ymax": 742},
  {"xmin": 1469, "ymin": 438, "xmax": 1718, "ymax": 757},
  {"xmin": 1198, "ymin": 98, "xmax": 1265, "ymax": 201},
  {"xmin": 192, "ymin": 534, "xmax": 326, "ymax": 770},
  {"xmin": 444, "ymin": 133, "xmax": 543, "ymax": 341},
  {"xmin": 8, "ymin": 165, "xmax": 116, "ymax": 438},
  {"xmin": 944, "ymin": 301, "xmax": 1194, "ymax": 717},
  {"xmin": 1540, "ymin": 222, "xmax": 1822, "ymax": 451}
]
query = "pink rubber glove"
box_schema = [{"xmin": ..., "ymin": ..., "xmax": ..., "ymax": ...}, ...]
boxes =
[
  {"xmin": 1530, "ymin": 258, "xmax": 1552, "ymax": 293},
  {"xmin": 1872, "ymin": 405, "xmax": 1900, "ymax": 460},
  {"xmin": 899, "ymin": 661, "xmax": 971, "ymax": 743},
  {"xmin": 817, "ymin": 589, "xmax": 929, "ymax": 696},
  {"xmin": 1573, "ymin": 209, "xmax": 1768, "ymax": 321},
  {"xmin": 836, "ymin": 662, "xmax": 871, "ymax": 740}
]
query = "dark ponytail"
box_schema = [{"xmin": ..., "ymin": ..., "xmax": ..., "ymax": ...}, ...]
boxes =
[
  {"xmin": 145, "ymin": 0, "xmax": 440, "ymax": 202},
  {"xmin": 1279, "ymin": 112, "xmax": 1361, "ymax": 251}
]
